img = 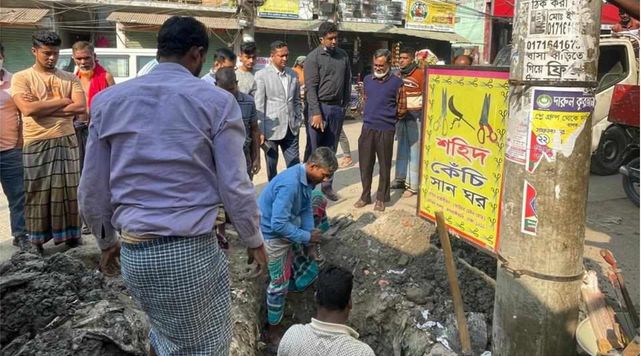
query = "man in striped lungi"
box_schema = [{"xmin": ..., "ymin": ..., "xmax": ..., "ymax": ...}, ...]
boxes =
[
  {"xmin": 10, "ymin": 31, "xmax": 86, "ymax": 254},
  {"xmin": 78, "ymin": 16, "xmax": 267, "ymax": 356},
  {"xmin": 258, "ymin": 147, "xmax": 338, "ymax": 344}
]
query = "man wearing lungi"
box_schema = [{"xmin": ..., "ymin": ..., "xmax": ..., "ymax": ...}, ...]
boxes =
[
  {"xmin": 72, "ymin": 40, "xmax": 115, "ymax": 236},
  {"xmin": 258, "ymin": 147, "xmax": 338, "ymax": 344},
  {"xmin": 78, "ymin": 17, "xmax": 268, "ymax": 356},
  {"xmin": 11, "ymin": 31, "xmax": 87, "ymax": 254}
]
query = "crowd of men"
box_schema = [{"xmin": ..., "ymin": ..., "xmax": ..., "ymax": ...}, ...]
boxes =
[{"xmin": 0, "ymin": 16, "xmax": 440, "ymax": 356}]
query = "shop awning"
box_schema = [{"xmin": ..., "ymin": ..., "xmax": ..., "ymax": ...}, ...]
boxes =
[
  {"xmin": 106, "ymin": 12, "xmax": 239, "ymax": 29},
  {"xmin": 338, "ymin": 22, "xmax": 469, "ymax": 43},
  {"xmin": 254, "ymin": 18, "xmax": 322, "ymax": 32},
  {"xmin": 0, "ymin": 8, "xmax": 49, "ymax": 24}
]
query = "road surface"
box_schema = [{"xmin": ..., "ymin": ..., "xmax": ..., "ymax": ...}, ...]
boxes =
[{"xmin": 1, "ymin": 120, "xmax": 638, "ymax": 304}]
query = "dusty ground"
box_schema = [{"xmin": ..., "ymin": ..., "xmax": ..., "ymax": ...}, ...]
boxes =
[{"xmin": 0, "ymin": 120, "xmax": 639, "ymax": 355}]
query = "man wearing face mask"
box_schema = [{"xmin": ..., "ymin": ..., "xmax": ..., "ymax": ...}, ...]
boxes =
[
  {"xmin": 354, "ymin": 49, "xmax": 406, "ymax": 212},
  {"xmin": 78, "ymin": 17, "xmax": 267, "ymax": 356},
  {"xmin": 304, "ymin": 22, "xmax": 352, "ymax": 201}
]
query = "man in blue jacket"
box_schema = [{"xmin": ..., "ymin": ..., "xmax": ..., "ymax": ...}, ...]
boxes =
[{"xmin": 258, "ymin": 147, "xmax": 338, "ymax": 343}]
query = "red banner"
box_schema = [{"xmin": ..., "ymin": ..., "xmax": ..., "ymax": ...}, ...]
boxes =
[{"xmin": 493, "ymin": 0, "xmax": 620, "ymax": 24}]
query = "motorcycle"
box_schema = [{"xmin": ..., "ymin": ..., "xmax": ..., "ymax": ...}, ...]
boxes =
[
  {"xmin": 608, "ymin": 84, "xmax": 640, "ymax": 206},
  {"xmin": 617, "ymin": 124, "xmax": 639, "ymax": 206},
  {"xmin": 347, "ymin": 82, "xmax": 364, "ymax": 121}
]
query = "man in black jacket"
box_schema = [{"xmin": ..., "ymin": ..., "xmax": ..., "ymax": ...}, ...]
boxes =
[{"xmin": 304, "ymin": 21, "xmax": 352, "ymax": 201}]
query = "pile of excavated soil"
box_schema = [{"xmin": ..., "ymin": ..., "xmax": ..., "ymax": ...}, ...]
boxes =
[
  {"xmin": 271, "ymin": 209, "xmax": 497, "ymax": 356},
  {"xmin": 0, "ymin": 244, "xmax": 266, "ymax": 356},
  {"xmin": 0, "ymin": 252, "xmax": 148, "ymax": 356},
  {"xmin": 0, "ymin": 209, "xmax": 498, "ymax": 356}
]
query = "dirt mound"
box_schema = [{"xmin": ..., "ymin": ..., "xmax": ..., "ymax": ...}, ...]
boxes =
[
  {"xmin": 274, "ymin": 210, "xmax": 497, "ymax": 356},
  {"xmin": 0, "ymin": 252, "xmax": 148, "ymax": 356},
  {"xmin": 1, "ymin": 244, "xmax": 266, "ymax": 356}
]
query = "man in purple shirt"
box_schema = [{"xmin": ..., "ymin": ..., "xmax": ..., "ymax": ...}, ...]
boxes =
[{"xmin": 78, "ymin": 16, "xmax": 267, "ymax": 356}]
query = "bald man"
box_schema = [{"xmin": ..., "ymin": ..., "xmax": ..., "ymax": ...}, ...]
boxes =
[{"xmin": 454, "ymin": 55, "xmax": 472, "ymax": 66}]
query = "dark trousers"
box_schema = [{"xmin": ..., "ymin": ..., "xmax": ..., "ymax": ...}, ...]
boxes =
[
  {"xmin": 0, "ymin": 148, "xmax": 27, "ymax": 238},
  {"xmin": 358, "ymin": 126, "xmax": 395, "ymax": 203},
  {"xmin": 265, "ymin": 128, "xmax": 300, "ymax": 181},
  {"xmin": 305, "ymin": 103, "xmax": 345, "ymax": 190}
]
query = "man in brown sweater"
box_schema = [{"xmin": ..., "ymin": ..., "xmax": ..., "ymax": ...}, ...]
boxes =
[{"xmin": 392, "ymin": 47, "xmax": 425, "ymax": 198}]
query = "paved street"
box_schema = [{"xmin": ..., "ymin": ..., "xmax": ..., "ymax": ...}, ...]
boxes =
[{"xmin": 1, "ymin": 120, "xmax": 639, "ymax": 303}]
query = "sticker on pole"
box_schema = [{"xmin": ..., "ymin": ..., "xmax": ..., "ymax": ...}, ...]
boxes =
[
  {"xmin": 521, "ymin": 180, "xmax": 538, "ymax": 236},
  {"xmin": 526, "ymin": 88, "xmax": 595, "ymax": 173}
]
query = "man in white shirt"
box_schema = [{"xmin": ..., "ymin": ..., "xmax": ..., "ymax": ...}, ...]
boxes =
[{"xmin": 277, "ymin": 265, "xmax": 375, "ymax": 356}]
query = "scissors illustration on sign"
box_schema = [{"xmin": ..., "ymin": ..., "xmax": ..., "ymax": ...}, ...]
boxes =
[
  {"xmin": 432, "ymin": 88, "xmax": 449, "ymax": 135},
  {"xmin": 448, "ymin": 96, "xmax": 475, "ymax": 131},
  {"xmin": 476, "ymin": 94, "xmax": 498, "ymax": 144}
]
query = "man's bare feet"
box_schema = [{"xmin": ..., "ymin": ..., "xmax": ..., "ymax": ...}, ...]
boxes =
[
  {"xmin": 100, "ymin": 243, "xmax": 121, "ymax": 277},
  {"xmin": 402, "ymin": 190, "xmax": 417, "ymax": 198},
  {"xmin": 339, "ymin": 157, "xmax": 353, "ymax": 168}
]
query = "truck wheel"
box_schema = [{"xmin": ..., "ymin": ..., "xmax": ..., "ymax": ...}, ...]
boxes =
[{"xmin": 591, "ymin": 125, "xmax": 628, "ymax": 176}]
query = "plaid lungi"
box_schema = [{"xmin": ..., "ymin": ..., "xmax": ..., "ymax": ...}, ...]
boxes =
[
  {"xmin": 121, "ymin": 234, "xmax": 232, "ymax": 356},
  {"xmin": 23, "ymin": 135, "xmax": 81, "ymax": 245},
  {"xmin": 265, "ymin": 239, "xmax": 318, "ymax": 325}
]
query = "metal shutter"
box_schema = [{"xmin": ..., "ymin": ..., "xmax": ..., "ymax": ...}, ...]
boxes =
[{"xmin": 0, "ymin": 28, "xmax": 36, "ymax": 73}]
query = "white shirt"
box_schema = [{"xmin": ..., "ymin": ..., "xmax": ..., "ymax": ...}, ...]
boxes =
[
  {"xmin": 278, "ymin": 318, "xmax": 376, "ymax": 356},
  {"xmin": 273, "ymin": 64, "xmax": 288, "ymax": 99}
]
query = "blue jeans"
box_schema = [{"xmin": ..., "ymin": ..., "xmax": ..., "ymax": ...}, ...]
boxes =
[
  {"xmin": 265, "ymin": 128, "xmax": 300, "ymax": 182},
  {"xmin": 305, "ymin": 103, "xmax": 345, "ymax": 190},
  {"xmin": 394, "ymin": 110, "xmax": 422, "ymax": 192},
  {"xmin": 0, "ymin": 148, "xmax": 27, "ymax": 238}
]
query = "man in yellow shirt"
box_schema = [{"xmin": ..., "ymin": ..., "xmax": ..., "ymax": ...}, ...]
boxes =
[{"xmin": 11, "ymin": 31, "xmax": 86, "ymax": 254}]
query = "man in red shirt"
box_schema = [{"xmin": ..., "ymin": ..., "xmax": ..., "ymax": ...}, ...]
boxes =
[{"xmin": 72, "ymin": 41, "xmax": 115, "ymax": 238}]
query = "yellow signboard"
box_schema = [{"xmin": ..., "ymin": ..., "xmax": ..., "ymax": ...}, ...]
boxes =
[
  {"xmin": 405, "ymin": 0, "xmax": 457, "ymax": 33},
  {"xmin": 258, "ymin": 0, "xmax": 299, "ymax": 19},
  {"xmin": 419, "ymin": 68, "xmax": 510, "ymax": 254}
]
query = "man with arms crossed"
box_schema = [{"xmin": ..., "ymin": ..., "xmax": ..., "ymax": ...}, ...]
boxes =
[{"xmin": 11, "ymin": 31, "xmax": 86, "ymax": 254}]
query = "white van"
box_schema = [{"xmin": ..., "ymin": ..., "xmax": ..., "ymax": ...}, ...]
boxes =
[{"xmin": 56, "ymin": 48, "xmax": 157, "ymax": 84}]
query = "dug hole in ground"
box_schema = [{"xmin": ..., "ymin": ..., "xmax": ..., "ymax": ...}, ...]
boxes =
[{"xmin": 0, "ymin": 209, "xmax": 500, "ymax": 356}]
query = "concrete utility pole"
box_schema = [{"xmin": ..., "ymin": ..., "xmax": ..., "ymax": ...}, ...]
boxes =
[{"xmin": 492, "ymin": 0, "xmax": 602, "ymax": 353}]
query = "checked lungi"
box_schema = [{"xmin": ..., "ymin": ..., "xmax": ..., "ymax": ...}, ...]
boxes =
[
  {"xmin": 265, "ymin": 192, "xmax": 329, "ymax": 325},
  {"xmin": 23, "ymin": 135, "xmax": 82, "ymax": 245},
  {"xmin": 266, "ymin": 239, "xmax": 318, "ymax": 325},
  {"xmin": 121, "ymin": 233, "xmax": 232, "ymax": 356}
]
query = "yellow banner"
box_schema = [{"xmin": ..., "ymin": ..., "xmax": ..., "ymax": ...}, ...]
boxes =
[
  {"xmin": 405, "ymin": 0, "xmax": 457, "ymax": 33},
  {"xmin": 419, "ymin": 68, "xmax": 510, "ymax": 254},
  {"xmin": 258, "ymin": 0, "xmax": 299, "ymax": 19}
]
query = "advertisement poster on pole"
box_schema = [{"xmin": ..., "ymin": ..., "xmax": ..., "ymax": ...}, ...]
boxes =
[
  {"xmin": 526, "ymin": 88, "xmax": 595, "ymax": 173},
  {"xmin": 258, "ymin": 0, "xmax": 300, "ymax": 19},
  {"xmin": 418, "ymin": 67, "xmax": 510, "ymax": 255},
  {"xmin": 405, "ymin": 0, "xmax": 457, "ymax": 32},
  {"xmin": 521, "ymin": 0, "xmax": 595, "ymax": 81}
]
